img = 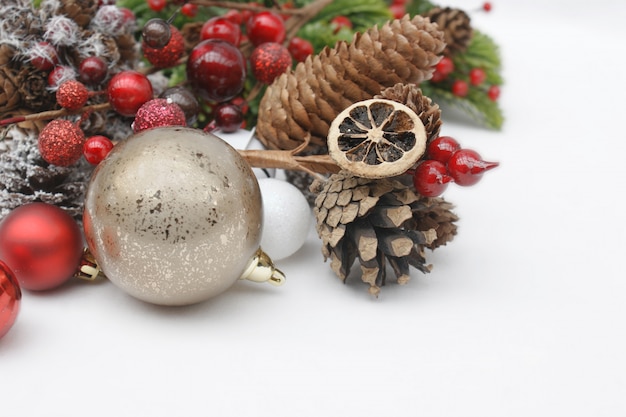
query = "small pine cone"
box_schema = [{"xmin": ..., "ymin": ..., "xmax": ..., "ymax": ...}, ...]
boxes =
[
  {"xmin": 313, "ymin": 170, "xmax": 456, "ymax": 296},
  {"xmin": 409, "ymin": 197, "xmax": 458, "ymax": 250},
  {"xmin": 115, "ymin": 33, "xmax": 140, "ymax": 65},
  {"xmin": 0, "ymin": 44, "xmax": 16, "ymax": 67},
  {"xmin": 256, "ymin": 15, "xmax": 445, "ymax": 155},
  {"xmin": 0, "ymin": 66, "xmax": 22, "ymax": 113},
  {"xmin": 181, "ymin": 22, "xmax": 203, "ymax": 54},
  {"xmin": 58, "ymin": 0, "xmax": 98, "ymax": 28},
  {"xmin": 17, "ymin": 67, "xmax": 56, "ymax": 111},
  {"xmin": 2, "ymin": 4, "xmax": 43, "ymax": 39},
  {"xmin": 375, "ymin": 83, "xmax": 442, "ymax": 143},
  {"xmin": 423, "ymin": 7, "xmax": 473, "ymax": 55}
]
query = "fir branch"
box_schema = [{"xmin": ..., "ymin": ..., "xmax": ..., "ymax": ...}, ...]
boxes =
[{"xmin": 426, "ymin": 84, "xmax": 504, "ymax": 130}]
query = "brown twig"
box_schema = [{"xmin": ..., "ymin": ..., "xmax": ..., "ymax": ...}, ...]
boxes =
[
  {"xmin": 0, "ymin": 102, "xmax": 111, "ymax": 126},
  {"xmin": 188, "ymin": 1, "xmax": 303, "ymax": 14}
]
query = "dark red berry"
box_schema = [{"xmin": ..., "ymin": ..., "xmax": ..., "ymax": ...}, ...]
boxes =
[
  {"xmin": 250, "ymin": 42, "xmax": 292, "ymax": 84},
  {"xmin": 159, "ymin": 86, "xmax": 200, "ymax": 125},
  {"xmin": 413, "ymin": 160, "xmax": 452, "ymax": 197},
  {"xmin": 288, "ymin": 37, "xmax": 314, "ymax": 62},
  {"xmin": 107, "ymin": 70, "xmax": 153, "ymax": 117},
  {"xmin": 451, "ymin": 80, "xmax": 469, "ymax": 97},
  {"xmin": 147, "ymin": 0, "xmax": 167, "ymax": 12},
  {"xmin": 483, "ymin": 2, "xmax": 492, "ymax": 12},
  {"xmin": 48, "ymin": 66, "xmax": 76, "ymax": 89},
  {"xmin": 181, "ymin": 3, "xmax": 198, "ymax": 17},
  {"xmin": 427, "ymin": 136, "xmax": 460, "ymax": 163},
  {"xmin": 142, "ymin": 25, "xmax": 185, "ymax": 68},
  {"xmin": 330, "ymin": 16, "xmax": 352, "ymax": 34},
  {"xmin": 487, "ymin": 85, "xmax": 500, "ymax": 101},
  {"xmin": 447, "ymin": 149, "xmax": 498, "ymax": 186},
  {"xmin": 83, "ymin": 135, "xmax": 114, "ymax": 165},
  {"xmin": 435, "ymin": 56, "xmax": 454, "ymax": 76},
  {"xmin": 200, "ymin": 16, "xmax": 241, "ymax": 45},
  {"xmin": 142, "ymin": 18, "xmax": 171, "ymax": 49},
  {"xmin": 469, "ymin": 68, "xmax": 486, "ymax": 86},
  {"xmin": 30, "ymin": 42, "xmax": 58, "ymax": 71},
  {"xmin": 229, "ymin": 96, "xmax": 249, "ymax": 115},
  {"xmin": 223, "ymin": 9, "xmax": 243, "ymax": 25},
  {"xmin": 79, "ymin": 57, "xmax": 108, "ymax": 85},
  {"xmin": 246, "ymin": 11, "xmax": 286, "ymax": 46},
  {"xmin": 186, "ymin": 39, "xmax": 246, "ymax": 102},
  {"xmin": 214, "ymin": 104, "xmax": 243, "ymax": 133}
]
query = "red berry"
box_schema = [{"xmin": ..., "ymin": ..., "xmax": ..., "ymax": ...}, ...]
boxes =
[
  {"xmin": 107, "ymin": 70, "xmax": 153, "ymax": 117},
  {"xmin": 447, "ymin": 149, "xmax": 499, "ymax": 186},
  {"xmin": 330, "ymin": 16, "xmax": 352, "ymax": 34},
  {"xmin": 487, "ymin": 85, "xmax": 500, "ymax": 101},
  {"xmin": 435, "ymin": 56, "xmax": 454, "ymax": 76},
  {"xmin": 288, "ymin": 36, "xmax": 314, "ymax": 62},
  {"xmin": 38, "ymin": 120, "xmax": 85, "ymax": 167},
  {"xmin": 427, "ymin": 136, "xmax": 460, "ymax": 163},
  {"xmin": 133, "ymin": 98, "xmax": 186, "ymax": 133},
  {"xmin": 469, "ymin": 68, "xmax": 486, "ymax": 86},
  {"xmin": 78, "ymin": 57, "xmax": 108, "ymax": 85},
  {"xmin": 246, "ymin": 11, "xmax": 286, "ymax": 46},
  {"xmin": 56, "ymin": 80, "xmax": 89, "ymax": 111},
  {"xmin": 229, "ymin": 96, "xmax": 249, "ymax": 115},
  {"xmin": 451, "ymin": 80, "xmax": 469, "ymax": 97},
  {"xmin": 389, "ymin": 4, "xmax": 406, "ymax": 19},
  {"xmin": 483, "ymin": 2, "xmax": 492, "ymax": 12},
  {"xmin": 147, "ymin": 0, "xmax": 167, "ymax": 12},
  {"xmin": 392, "ymin": 0, "xmax": 407, "ymax": 4},
  {"xmin": 159, "ymin": 86, "xmax": 200, "ymax": 125},
  {"xmin": 413, "ymin": 160, "xmax": 452, "ymax": 197},
  {"xmin": 187, "ymin": 39, "xmax": 246, "ymax": 102},
  {"xmin": 224, "ymin": 9, "xmax": 243, "ymax": 25},
  {"xmin": 181, "ymin": 3, "xmax": 198, "ymax": 17},
  {"xmin": 48, "ymin": 66, "xmax": 76, "ymax": 89},
  {"xmin": 200, "ymin": 16, "xmax": 241, "ymax": 46},
  {"xmin": 30, "ymin": 42, "xmax": 58, "ymax": 71},
  {"xmin": 214, "ymin": 104, "xmax": 243, "ymax": 133},
  {"xmin": 142, "ymin": 18, "xmax": 171, "ymax": 49},
  {"xmin": 83, "ymin": 135, "xmax": 114, "ymax": 165},
  {"xmin": 250, "ymin": 42, "xmax": 292, "ymax": 84},
  {"xmin": 142, "ymin": 25, "xmax": 185, "ymax": 68},
  {"xmin": 119, "ymin": 7, "xmax": 136, "ymax": 25},
  {"xmin": 430, "ymin": 70, "xmax": 446, "ymax": 83}
]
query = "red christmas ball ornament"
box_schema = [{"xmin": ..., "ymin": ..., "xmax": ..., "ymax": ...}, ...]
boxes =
[
  {"xmin": 250, "ymin": 42, "xmax": 292, "ymax": 84},
  {"xmin": 187, "ymin": 39, "xmax": 246, "ymax": 102},
  {"xmin": 142, "ymin": 25, "xmax": 185, "ymax": 68},
  {"xmin": 56, "ymin": 80, "xmax": 89, "ymax": 111},
  {"xmin": 447, "ymin": 149, "xmax": 499, "ymax": 186},
  {"xmin": 133, "ymin": 98, "xmax": 186, "ymax": 133},
  {"xmin": 0, "ymin": 203, "xmax": 83, "ymax": 291},
  {"xmin": 0, "ymin": 260, "xmax": 21, "ymax": 339},
  {"xmin": 246, "ymin": 11, "xmax": 286, "ymax": 46},
  {"xmin": 83, "ymin": 135, "xmax": 114, "ymax": 165},
  {"xmin": 38, "ymin": 119, "xmax": 85, "ymax": 166},
  {"xmin": 413, "ymin": 160, "xmax": 452, "ymax": 197},
  {"xmin": 107, "ymin": 70, "xmax": 153, "ymax": 117}
]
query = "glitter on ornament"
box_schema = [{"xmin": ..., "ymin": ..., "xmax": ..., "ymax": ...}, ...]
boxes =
[
  {"xmin": 0, "ymin": 260, "xmax": 21, "ymax": 339},
  {"xmin": 56, "ymin": 80, "xmax": 89, "ymax": 111},
  {"xmin": 38, "ymin": 119, "xmax": 85, "ymax": 167},
  {"xmin": 142, "ymin": 25, "xmax": 185, "ymax": 69},
  {"xmin": 250, "ymin": 42, "xmax": 292, "ymax": 84},
  {"xmin": 132, "ymin": 98, "xmax": 187, "ymax": 133}
]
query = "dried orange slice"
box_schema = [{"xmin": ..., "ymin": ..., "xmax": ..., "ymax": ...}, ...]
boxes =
[{"xmin": 327, "ymin": 99, "xmax": 427, "ymax": 179}]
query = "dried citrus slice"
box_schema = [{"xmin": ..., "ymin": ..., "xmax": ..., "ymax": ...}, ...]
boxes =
[{"xmin": 327, "ymin": 99, "xmax": 427, "ymax": 179}]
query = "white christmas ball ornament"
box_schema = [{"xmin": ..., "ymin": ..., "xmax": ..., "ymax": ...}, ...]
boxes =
[{"xmin": 258, "ymin": 178, "xmax": 312, "ymax": 260}]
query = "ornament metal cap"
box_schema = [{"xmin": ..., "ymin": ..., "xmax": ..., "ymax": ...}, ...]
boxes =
[{"xmin": 240, "ymin": 248, "xmax": 286, "ymax": 286}]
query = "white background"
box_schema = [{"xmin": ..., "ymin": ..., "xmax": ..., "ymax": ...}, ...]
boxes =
[{"xmin": 2, "ymin": 1, "xmax": 626, "ymax": 416}]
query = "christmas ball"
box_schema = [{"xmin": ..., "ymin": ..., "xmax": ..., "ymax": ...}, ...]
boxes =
[
  {"xmin": 0, "ymin": 260, "xmax": 21, "ymax": 339},
  {"xmin": 0, "ymin": 203, "xmax": 83, "ymax": 291},
  {"xmin": 83, "ymin": 127, "xmax": 265, "ymax": 306},
  {"xmin": 258, "ymin": 178, "xmax": 311, "ymax": 260}
]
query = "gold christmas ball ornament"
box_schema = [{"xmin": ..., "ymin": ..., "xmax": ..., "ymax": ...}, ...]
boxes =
[
  {"xmin": 327, "ymin": 99, "xmax": 427, "ymax": 179},
  {"xmin": 83, "ymin": 127, "xmax": 284, "ymax": 306}
]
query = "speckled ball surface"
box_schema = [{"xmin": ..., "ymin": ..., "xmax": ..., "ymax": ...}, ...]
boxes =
[{"xmin": 83, "ymin": 127, "xmax": 263, "ymax": 305}]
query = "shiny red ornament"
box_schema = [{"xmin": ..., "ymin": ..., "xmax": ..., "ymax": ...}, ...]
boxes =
[
  {"xmin": 142, "ymin": 25, "xmax": 185, "ymax": 69},
  {"xmin": 246, "ymin": 11, "xmax": 286, "ymax": 46},
  {"xmin": 38, "ymin": 119, "xmax": 85, "ymax": 166},
  {"xmin": 250, "ymin": 42, "xmax": 292, "ymax": 84},
  {"xmin": 83, "ymin": 135, "xmax": 114, "ymax": 165},
  {"xmin": 447, "ymin": 149, "xmax": 499, "ymax": 186},
  {"xmin": 0, "ymin": 260, "xmax": 21, "ymax": 339},
  {"xmin": 56, "ymin": 80, "xmax": 89, "ymax": 111},
  {"xmin": 0, "ymin": 203, "xmax": 83, "ymax": 291},
  {"xmin": 200, "ymin": 16, "xmax": 241, "ymax": 45},
  {"xmin": 107, "ymin": 70, "xmax": 153, "ymax": 117},
  {"xmin": 133, "ymin": 98, "xmax": 186, "ymax": 133}
]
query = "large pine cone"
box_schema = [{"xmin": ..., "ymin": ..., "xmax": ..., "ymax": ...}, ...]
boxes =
[
  {"xmin": 312, "ymin": 170, "xmax": 457, "ymax": 296},
  {"xmin": 423, "ymin": 7, "xmax": 473, "ymax": 55},
  {"xmin": 256, "ymin": 15, "xmax": 445, "ymax": 155}
]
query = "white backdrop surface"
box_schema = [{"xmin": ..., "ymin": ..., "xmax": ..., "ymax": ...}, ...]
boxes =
[{"xmin": 2, "ymin": 1, "xmax": 626, "ymax": 416}]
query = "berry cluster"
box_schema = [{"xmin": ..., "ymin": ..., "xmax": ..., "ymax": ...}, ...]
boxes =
[
  {"xmin": 412, "ymin": 136, "xmax": 498, "ymax": 197},
  {"xmin": 431, "ymin": 56, "xmax": 500, "ymax": 101}
]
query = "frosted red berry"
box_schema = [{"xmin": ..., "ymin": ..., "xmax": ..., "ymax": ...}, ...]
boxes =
[
  {"xmin": 451, "ymin": 80, "xmax": 469, "ymax": 97},
  {"xmin": 288, "ymin": 37, "xmax": 314, "ymax": 62},
  {"xmin": 132, "ymin": 98, "xmax": 186, "ymax": 133},
  {"xmin": 200, "ymin": 16, "xmax": 241, "ymax": 45},
  {"xmin": 83, "ymin": 135, "xmax": 114, "ymax": 165},
  {"xmin": 447, "ymin": 149, "xmax": 499, "ymax": 186},
  {"xmin": 469, "ymin": 68, "xmax": 486, "ymax": 86},
  {"xmin": 250, "ymin": 42, "xmax": 292, "ymax": 84},
  {"xmin": 48, "ymin": 65, "xmax": 76, "ymax": 89},
  {"xmin": 413, "ymin": 160, "xmax": 452, "ymax": 197},
  {"xmin": 78, "ymin": 57, "xmax": 108, "ymax": 85},
  {"xmin": 487, "ymin": 85, "xmax": 500, "ymax": 101},
  {"xmin": 214, "ymin": 104, "xmax": 243, "ymax": 133},
  {"xmin": 142, "ymin": 25, "xmax": 184, "ymax": 68},
  {"xmin": 30, "ymin": 42, "xmax": 58, "ymax": 71},
  {"xmin": 246, "ymin": 11, "xmax": 286, "ymax": 46},
  {"xmin": 38, "ymin": 120, "xmax": 85, "ymax": 166},
  {"xmin": 427, "ymin": 136, "xmax": 460, "ymax": 163},
  {"xmin": 187, "ymin": 39, "xmax": 246, "ymax": 102},
  {"xmin": 107, "ymin": 70, "xmax": 153, "ymax": 117},
  {"xmin": 56, "ymin": 80, "xmax": 89, "ymax": 111}
]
